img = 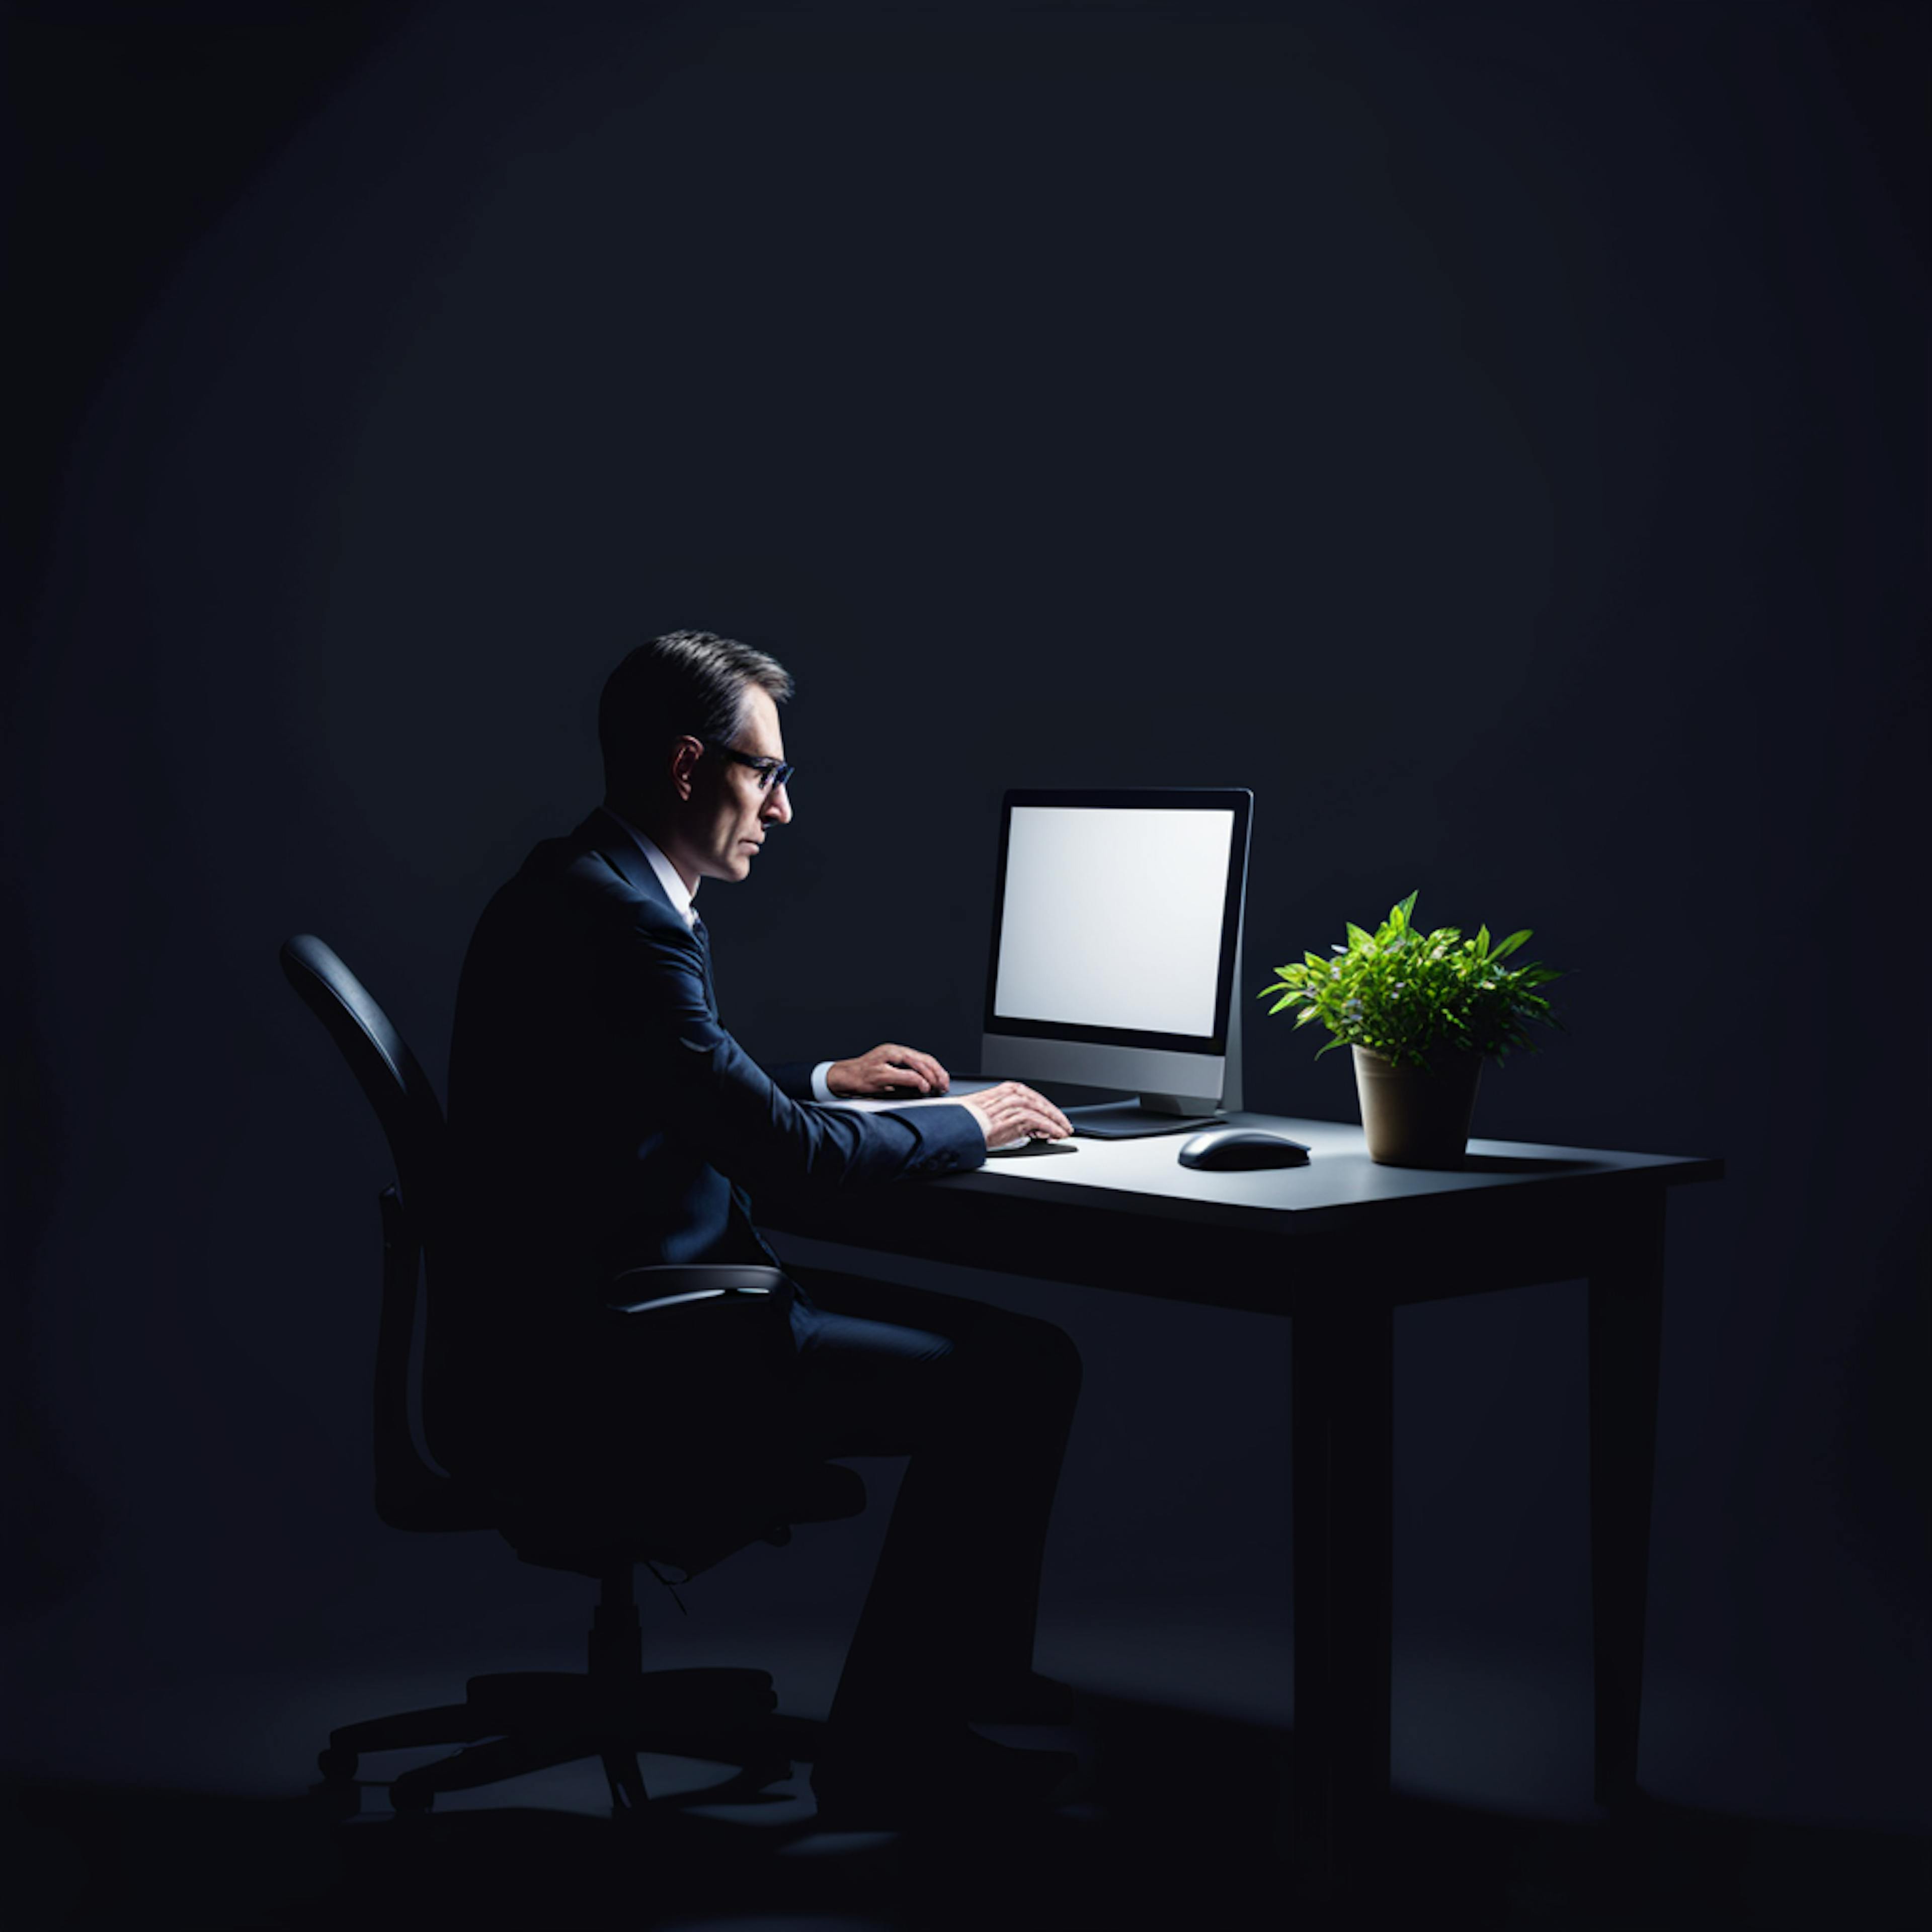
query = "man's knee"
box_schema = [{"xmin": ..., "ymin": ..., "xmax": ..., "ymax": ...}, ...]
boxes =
[
  {"xmin": 962, "ymin": 1308, "xmax": 1082, "ymax": 1411},
  {"xmin": 1034, "ymin": 1317, "xmax": 1083, "ymax": 1400}
]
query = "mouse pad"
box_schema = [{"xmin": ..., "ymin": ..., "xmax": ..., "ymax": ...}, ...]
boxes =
[{"xmin": 987, "ymin": 1140, "xmax": 1082, "ymax": 1158}]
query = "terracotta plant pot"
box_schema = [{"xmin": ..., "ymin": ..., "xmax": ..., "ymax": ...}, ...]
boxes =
[{"xmin": 1351, "ymin": 1044, "xmax": 1485, "ymax": 1168}]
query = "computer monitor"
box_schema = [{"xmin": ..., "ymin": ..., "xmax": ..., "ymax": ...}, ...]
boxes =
[{"xmin": 980, "ymin": 788, "xmax": 1253, "ymax": 1137}]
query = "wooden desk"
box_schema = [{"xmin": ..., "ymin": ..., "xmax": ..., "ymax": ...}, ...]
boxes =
[{"xmin": 758, "ymin": 1110, "xmax": 1722, "ymax": 1892}]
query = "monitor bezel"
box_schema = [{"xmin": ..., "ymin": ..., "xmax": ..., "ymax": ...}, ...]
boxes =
[{"xmin": 983, "ymin": 787, "xmax": 1254, "ymax": 1057}]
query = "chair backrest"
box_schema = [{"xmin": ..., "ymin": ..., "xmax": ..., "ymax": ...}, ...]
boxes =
[
  {"xmin": 281, "ymin": 933, "xmax": 494, "ymax": 1533},
  {"xmin": 278, "ymin": 933, "xmax": 866, "ymax": 1570},
  {"xmin": 280, "ymin": 933, "xmax": 447, "ymax": 1214}
]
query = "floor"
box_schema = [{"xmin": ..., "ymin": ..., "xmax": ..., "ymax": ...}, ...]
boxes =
[{"xmin": 7, "ymin": 1610, "xmax": 1926, "ymax": 1930}]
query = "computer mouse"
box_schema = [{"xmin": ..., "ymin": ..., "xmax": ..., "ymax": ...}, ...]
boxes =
[{"xmin": 1177, "ymin": 1126, "xmax": 1312, "ymax": 1171}]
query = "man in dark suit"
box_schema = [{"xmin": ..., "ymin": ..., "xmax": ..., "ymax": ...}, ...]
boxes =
[{"xmin": 444, "ymin": 628, "xmax": 1083, "ymax": 1820}]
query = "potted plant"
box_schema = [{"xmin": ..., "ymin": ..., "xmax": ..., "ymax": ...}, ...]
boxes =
[{"xmin": 1257, "ymin": 891, "xmax": 1563, "ymax": 1167}]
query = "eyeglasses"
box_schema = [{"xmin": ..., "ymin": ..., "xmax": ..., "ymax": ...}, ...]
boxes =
[{"xmin": 702, "ymin": 741, "xmax": 794, "ymax": 793}]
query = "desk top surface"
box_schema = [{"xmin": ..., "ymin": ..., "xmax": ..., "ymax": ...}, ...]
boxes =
[
  {"xmin": 831, "ymin": 1090, "xmax": 1721, "ymax": 1232},
  {"xmin": 783, "ymin": 1101, "xmax": 1722, "ymax": 1301}
]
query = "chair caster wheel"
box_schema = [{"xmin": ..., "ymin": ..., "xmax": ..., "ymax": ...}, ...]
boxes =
[
  {"xmin": 317, "ymin": 1746, "xmax": 358, "ymax": 1782},
  {"xmin": 390, "ymin": 1782, "xmax": 435, "ymax": 1816}
]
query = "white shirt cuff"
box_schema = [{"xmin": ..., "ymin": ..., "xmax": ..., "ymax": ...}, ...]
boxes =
[{"xmin": 810, "ymin": 1060, "xmax": 837, "ymax": 1102}]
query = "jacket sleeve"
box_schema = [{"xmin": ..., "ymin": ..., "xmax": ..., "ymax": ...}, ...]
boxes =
[
  {"xmin": 587, "ymin": 876, "xmax": 985, "ymax": 1191},
  {"xmin": 762, "ymin": 1060, "xmax": 823, "ymax": 1101}
]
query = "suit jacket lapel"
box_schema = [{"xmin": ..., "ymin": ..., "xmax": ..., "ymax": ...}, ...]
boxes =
[
  {"xmin": 580, "ymin": 809, "xmax": 717, "ymax": 1018},
  {"xmin": 691, "ymin": 919, "xmax": 718, "ymax": 1020},
  {"xmin": 577, "ymin": 811, "xmax": 774, "ymax": 1265}
]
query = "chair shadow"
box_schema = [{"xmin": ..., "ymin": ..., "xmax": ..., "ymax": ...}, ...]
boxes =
[{"xmin": 14, "ymin": 1694, "xmax": 1927, "ymax": 1931}]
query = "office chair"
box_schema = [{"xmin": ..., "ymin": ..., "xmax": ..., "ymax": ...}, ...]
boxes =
[{"xmin": 279, "ymin": 933, "xmax": 865, "ymax": 1821}]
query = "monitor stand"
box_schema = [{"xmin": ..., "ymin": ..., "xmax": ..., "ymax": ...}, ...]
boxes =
[{"xmin": 1066, "ymin": 1098, "xmax": 1224, "ymax": 1140}]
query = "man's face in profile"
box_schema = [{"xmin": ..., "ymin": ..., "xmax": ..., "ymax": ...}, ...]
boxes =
[{"xmin": 686, "ymin": 684, "xmax": 793, "ymax": 884}]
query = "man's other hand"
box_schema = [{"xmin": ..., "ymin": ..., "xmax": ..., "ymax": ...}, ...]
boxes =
[
  {"xmin": 828, "ymin": 1044, "xmax": 952, "ymax": 1098},
  {"xmin": 960, "ymin": 1081, "xmax": 1073, "ymax": 1148}
]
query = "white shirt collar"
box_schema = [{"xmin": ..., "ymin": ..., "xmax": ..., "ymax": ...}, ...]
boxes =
[{"xmin": 603, "ymin": 806, "xmax": 698, "ymax": 929}]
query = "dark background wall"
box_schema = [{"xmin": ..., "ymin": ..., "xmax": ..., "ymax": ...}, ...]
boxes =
[{"xmin": 5, "ymin": 0, "xmax": 1926, "ymax": 1835}]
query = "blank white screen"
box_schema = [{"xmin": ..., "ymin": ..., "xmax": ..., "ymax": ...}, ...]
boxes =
[{"xmin": 994, "ymin": 807, "xmax": 1234, "ymax": 1037}]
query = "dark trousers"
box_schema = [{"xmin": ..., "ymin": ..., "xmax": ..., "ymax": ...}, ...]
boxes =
[{"xmin": 782, "ymin": 1265, "xmax": 1083, "ymax": 1734}]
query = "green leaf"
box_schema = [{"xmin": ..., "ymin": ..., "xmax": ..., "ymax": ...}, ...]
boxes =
[{"xmin": 1256, "ymin": 890, "xmax": 1562, "ymax": 1062}]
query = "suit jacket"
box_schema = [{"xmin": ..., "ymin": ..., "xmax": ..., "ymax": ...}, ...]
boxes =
[{"xmin": 437, "ymin": 807, "xmax": 983, "ymax": 1455}]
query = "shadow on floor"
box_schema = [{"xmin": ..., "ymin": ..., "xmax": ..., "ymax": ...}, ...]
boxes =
[{"xmin": 8, "ymin": 1692, "xmax": 1926, "ymax": 1931}]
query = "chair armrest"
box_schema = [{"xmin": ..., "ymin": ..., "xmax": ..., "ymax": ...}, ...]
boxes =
[{"xmin": 604, "ymin": 1264, "xmax": 794, "ymax": 1316}]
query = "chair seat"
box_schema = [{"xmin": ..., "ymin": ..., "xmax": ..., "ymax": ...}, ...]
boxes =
[
  {"xmin": 775, "ymin": 1458, "xmax": 868, "ymax": 1523},
  {"xmin": 495, "ymin": 1459, "xmax": 868, "ymax": 1578}
]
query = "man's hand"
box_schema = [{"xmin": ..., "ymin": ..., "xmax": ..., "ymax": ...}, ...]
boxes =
[
  {"xmin": 959, "ymin": 1081, "xmax": 1074, "ymax": 1148},
  {"xmin": 827, "ymin": 1043, "xmax": 953, "ymax": 1098}
]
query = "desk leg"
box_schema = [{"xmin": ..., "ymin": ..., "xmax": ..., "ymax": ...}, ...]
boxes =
[
  {"xmin": 1291, "ymin": 1291, "xmax": 1394, "ymax": 1894},
  {"xmin": 1588, "ymin": 1190, "xmax": 1667, "ymax": 1809}
]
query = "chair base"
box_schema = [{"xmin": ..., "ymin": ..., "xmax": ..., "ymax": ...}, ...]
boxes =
[{"xmin": 318, "ymin": 1665, "xmax": 790, "ymax": 1816}]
